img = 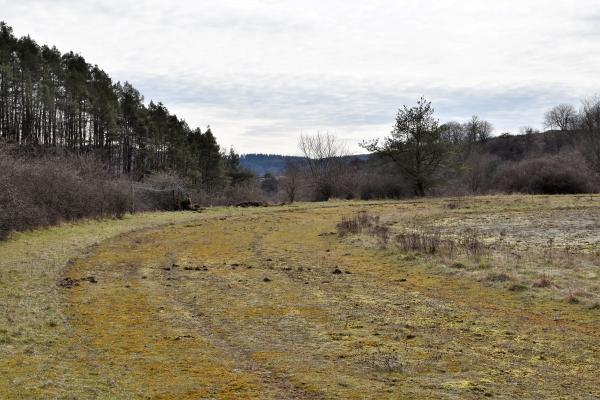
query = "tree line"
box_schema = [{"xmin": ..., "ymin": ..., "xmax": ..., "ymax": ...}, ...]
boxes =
[
  {"xmin": 0, "ymin": 22, "xmax": 232, "ymax": 186},
  {"xmin": 3, "ymin": 20, "xmax": 600, "ymax": 211},
  {"xmin": 277, "ymin": 97, "xmax": 600, "ymax": 201},
  {"xmin": 354, "ymin": 96, "xmax": 600, "ymax": 196}
]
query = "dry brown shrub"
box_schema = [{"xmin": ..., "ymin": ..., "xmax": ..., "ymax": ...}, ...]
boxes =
[
  {"xmin": 493, "ymin": 153, "xmax": 595, "ymax": 194},
  {"xmin": 0, "ymin": 149, "xmax": 129, "ymax": 240}
]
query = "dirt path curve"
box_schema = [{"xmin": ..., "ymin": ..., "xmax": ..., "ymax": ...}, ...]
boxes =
[{"xmin": 62, "ymin": 204, "xmax": 600, "ymax": 399}]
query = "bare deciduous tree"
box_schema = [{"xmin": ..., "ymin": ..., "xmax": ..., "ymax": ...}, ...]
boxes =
[
  {"xmin": 298, "ymin": 132, "xmax": 348, "ymax": 201},
  {"xmin": 543, "ymin": 104, "xmax": 578, "ymax": 131},
  {"xmin": 580, "ymin": 97, "xmax": 600, "ymax": 131},
  {"xmin": 280, "ymin": 160, "xmax": 302, "ymax": 203},
  {"xmin": 463, "ymin": 153, "xmax": 499, "ymax": 193},
  {"xmin": 519, "ymin": 126, "xmax": 539, "ymax": 135},
  {"xmin": 464, "ymin": 116, "xmax": 493, "ymax": 147},
  {"xmin": 580, "ymin": 96, "xmax": 600, "ymax": 173}
]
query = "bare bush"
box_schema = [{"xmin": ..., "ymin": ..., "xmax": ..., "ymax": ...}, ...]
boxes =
[
  {"xmin": 463, "ymin": 153, "xmax": 500, "ymax": 194},
  {"xmin": 0, "ymin": 150, "xmax": 129, "ymax": 240},
  {"xmin": 224, "ymin": 181, "xmax": 268, "ymax": 205},
  {"xmin": 143, "ymin": 171, "xmax": 188, "ymax": 190},
  {"xmin": 532, "ymin": 275, "xmax": 556, "ymax": 288},
  {"xmin": 280, "ymin": 160, "xmax": 303, "ymax": 203},
  {"xmin": 493, "ymin": 154, "xmax": 595, "ymax": 194},
  {"xmin": 131, "ymin": 185, "xmax": 189, "ymax": 212},
  {"xmin": 394, "ymin": 232, "xmax": 441, "ymax": 254},
  {"xmin": 336, "ymin": 212, "xmax": 380, "ymax": 237},
  {"xmin": 298, "ymin": 133, "xmax": 348, "ymax": 201},
  {"xmin": 356, "ymin": 173, "xmax": 409, "ymax": 200},
  {"xmin": 201, "ymin": 180, "xmax": 269, "ymax": 206}
]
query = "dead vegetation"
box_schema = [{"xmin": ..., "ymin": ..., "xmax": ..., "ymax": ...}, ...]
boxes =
[
  {"xmin": 337, "ymin": 196, "xmax": 600, "ymax": 306},
  {"xmin": 364, "ymin": 347, "xmax": 405, "ymax": 373},
  {"xmin": 0, "ymin": 150, "xmax": 206, "ymax": 240},
  {"xmin": 0, "ymin": 150, "xmax": 130, "ymax": 240}
]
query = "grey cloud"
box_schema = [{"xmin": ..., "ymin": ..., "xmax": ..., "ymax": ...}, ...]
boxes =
[
  {"xmin": 4, "ymin": 0, "xmax": 600, "ymax": 153},
  {"xmin": 132, "ymin": 72, "xmax": 582, "ymax": 136}
]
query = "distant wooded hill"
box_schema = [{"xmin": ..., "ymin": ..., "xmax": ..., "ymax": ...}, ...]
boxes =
[
  {"xmin": 240, "ymin": 153, "xmax": 370, "ymax": 176},
  {"xmin": 240, "ymin": 129, "xmax": 588, "ymax": 177}
]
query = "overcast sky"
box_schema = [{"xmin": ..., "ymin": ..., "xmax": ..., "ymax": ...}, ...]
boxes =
[{"xmin": 2, "ymin": 0, "xmax": 600, "ymax": 154}]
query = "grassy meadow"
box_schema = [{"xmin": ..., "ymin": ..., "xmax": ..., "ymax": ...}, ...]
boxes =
[{"xmin": 1, "ymin": 195, "xmax": 599, "ymax": 399}]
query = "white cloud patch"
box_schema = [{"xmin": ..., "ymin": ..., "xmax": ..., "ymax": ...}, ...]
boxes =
[{"xmin": 2, "ymin": 0, "xmax": 600, "ymax": 153}]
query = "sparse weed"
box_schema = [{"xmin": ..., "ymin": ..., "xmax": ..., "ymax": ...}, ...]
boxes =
[
  {"xmin": 532, "ymin": 275, "xmax": 555, "ymax": 288},
  {"xmin": 365, "ymin": 347, "xmax": 404, "ymax": 373},
  {"xmin": 336, "ymin": 211, "xmax": 379, "ymax": 237},
  {"xmin": 566, "ymin": 291, "xmax": 580, "ymax": 304},
  {"xmin": 394, "ymin": 231, "xmax": 441, "ymax": 254},
  {"xmin": 460, "ymin": 229, "xmax": 487, "ymax": 257},
  {"xmin": 485, "ymin": 272, "xmax": 512, "ymax": 282},
  {"xmin": 508, "ymin": 283, "xmax": 528, "ymax": 292},
  {"xmin": 335, "ymin": 206, "xmax": 600, "ymax": 306}
]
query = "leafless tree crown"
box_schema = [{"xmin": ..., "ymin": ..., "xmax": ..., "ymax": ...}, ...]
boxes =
[
  {"xmin": 544, "ymin": 104, "xmax": 578, "ymax": 131},
  {"xmin": 298, "ymin": 132, "xmax": 348, "ymax": 200}
]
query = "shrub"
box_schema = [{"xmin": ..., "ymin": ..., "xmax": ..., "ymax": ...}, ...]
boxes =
[
  {"xmin": 143, "ymin": 171, "xmax": 188, "ymax": 190},
  {"xmin": 0, "ymin": 150, "xmax": 129, "ymax": 240},
  {"xmin": 493, "ymin": 154, "xmax": 595, "ymax": 194},
  {"xmin": 199, "ymin": 180, "xmax": 271, "ymax": 206},
  {"xmin": 356, "ymin": 173, "xmax": 409, "ymax": 200},
  {"xmin": 132, "ymin": 185, "xmax": 188, "ymax": 212}
]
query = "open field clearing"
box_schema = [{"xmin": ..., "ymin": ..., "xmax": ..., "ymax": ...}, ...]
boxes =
[{"xmin": 1, "ymin": 196, "xmax": 599, "ymax": 399}]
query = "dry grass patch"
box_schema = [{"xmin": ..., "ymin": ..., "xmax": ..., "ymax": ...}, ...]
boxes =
[
  {"xmin": 338, "ymin": 195, "xmax": 600, "ymax": 306},
  {"xmin": 0, "ymin": 210, "xmax": 235, "ymax": 398},
  {"xmin": 1, "ymin": 196, "xmax": 599, "ymax": 399}
]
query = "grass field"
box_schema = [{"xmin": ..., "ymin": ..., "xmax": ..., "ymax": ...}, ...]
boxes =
[{"xmin": 1, "ymin": 196, "xmax": 599, "ymax": 399}]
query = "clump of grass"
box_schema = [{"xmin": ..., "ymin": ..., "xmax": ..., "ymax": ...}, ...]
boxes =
[
  {"xmin": 372, "ymin": 225, "xmax": 390, "ymax": 245},
  {"xmin": 532, "ymin": 275, "xmax": 555, "ymax": 288},
  {"xmin": 477, "ymin": 260, "xmax": 493, "ymax": 270},
  {"xmin": 565, "ymin": 287, "xmax": 591, "ymax": 304},
  {"xmin": 337, "ymin": 213, "xmax": 489, "ymax": 260},
  {"xmin": 485, "ymin": 272, "xmax": 512, "ymax": 282},
  {"xmin": 365, "ymin": 347, "xmax": 404, "ymax": 373},
  {"xmin": 401, "ymin": 253, "xmax": 418, "ymax": 261},
  {"xmin": 508, "ymin": 283, "xmax": 528, "ymax": 292},
  {"xmin": 460, "ymin": 229, "xmax": 487, "ymax": 257},
  {"xmin": 444, "ymin": 201, "xmax": 460, "ymax": 210},
  {"xmin": 566, "ymin": 291, "xmax": 580, "ymax": 304},
  {"xmin": 336, "ymin": 212, "xmax": 379, "ymax": 237},
  {"xmin": 394, "ymin": 231, "xmax": 441, "ymax": 254},
  {"xmin": 337, "ymin": 212, "xmax": 390, "ymax": 246},
  {"xmin": 449, "ymin": 262, "xmax": 466, "ymax": 269}
]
